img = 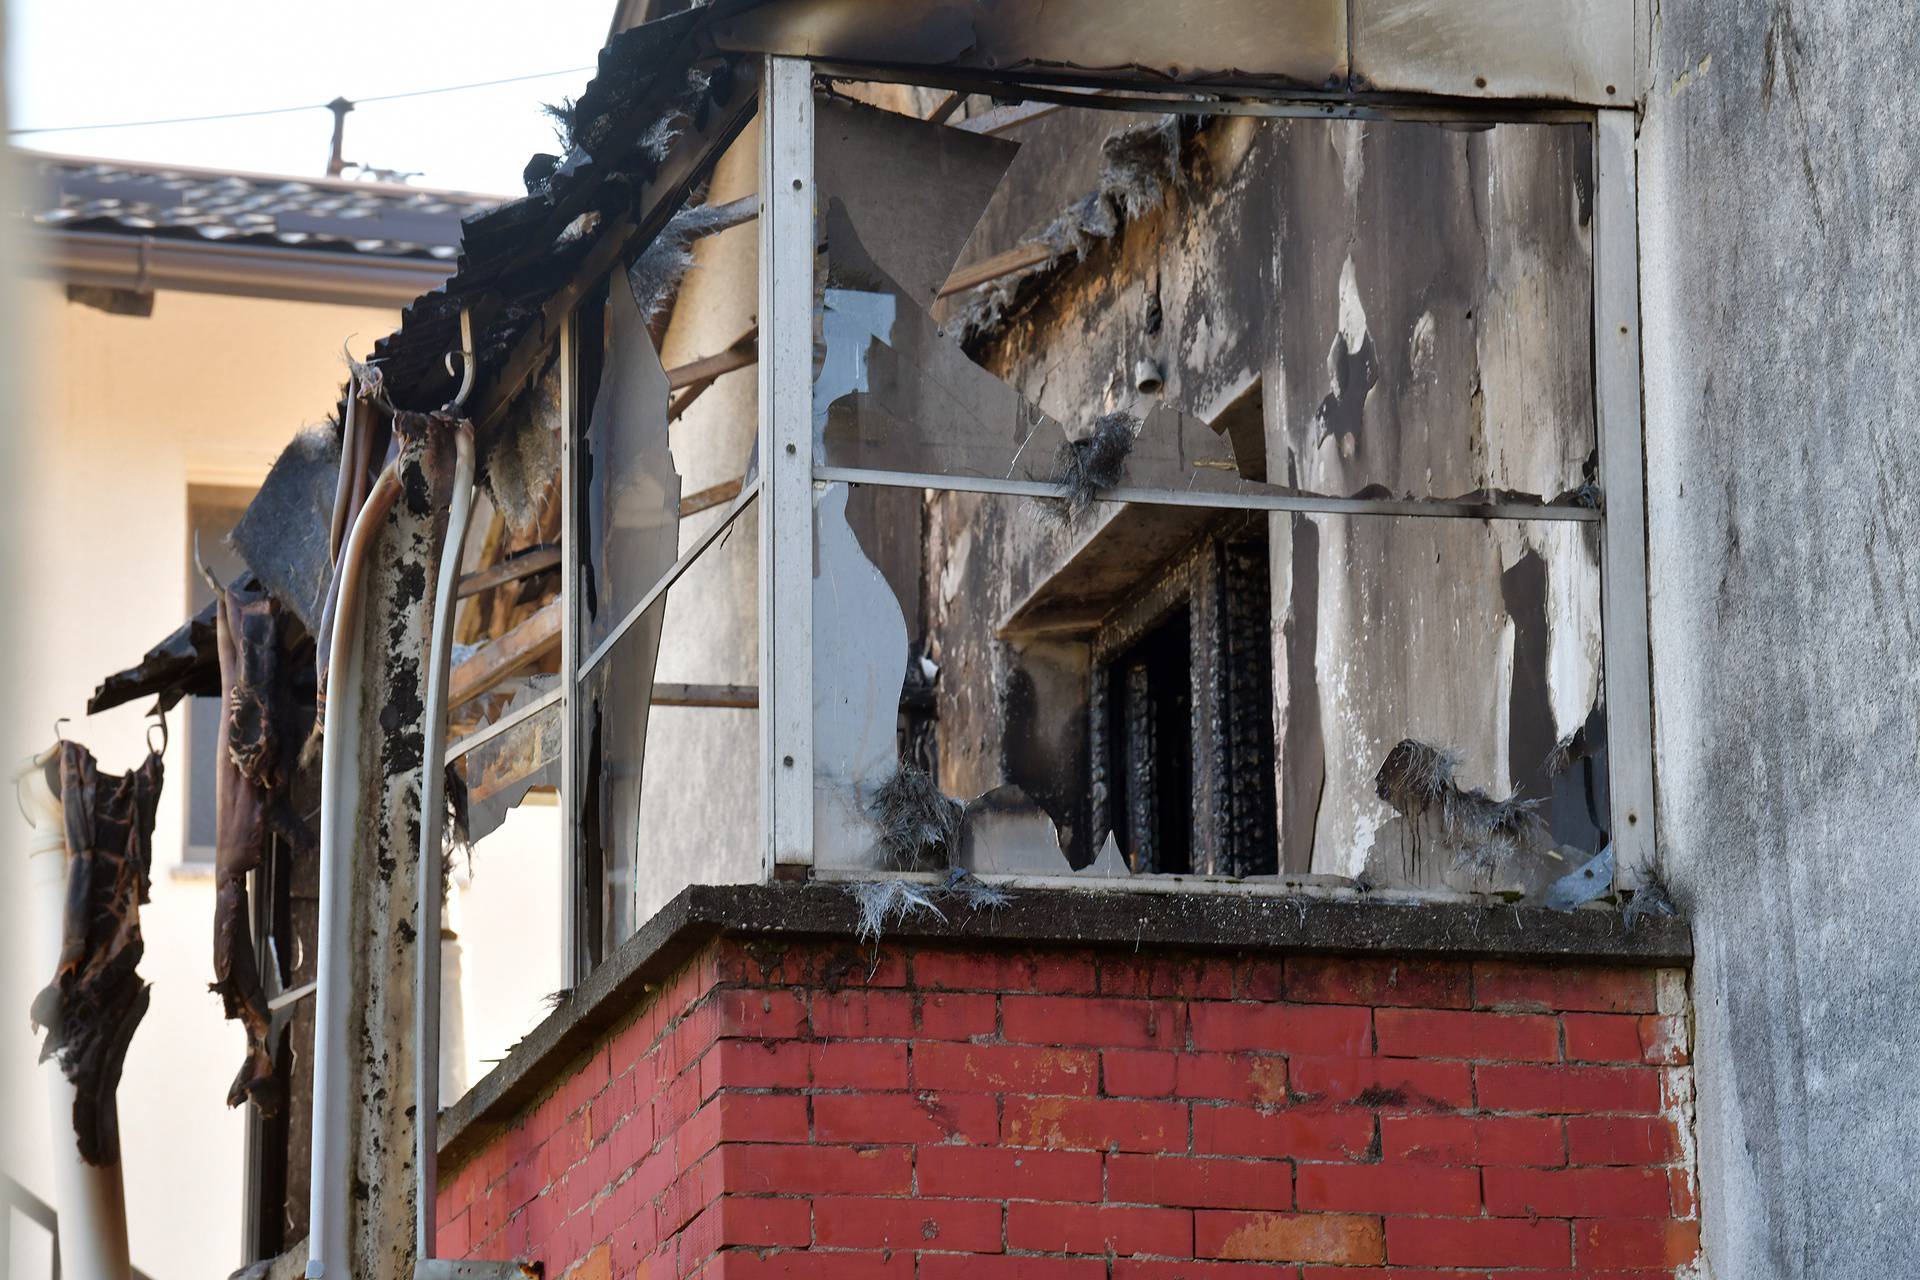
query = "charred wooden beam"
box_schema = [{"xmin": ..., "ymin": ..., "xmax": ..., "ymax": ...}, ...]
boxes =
[
  {"xmin": 448, "ymin": 600, "xmax": 561, "ymax": 711},
  {"xmin": 666, "ymin": 325, "xmax": 758, "ymax": 391},
  {"xmin": 680, "ymin": 476, "xmax": 745, "ymax": 519},
  {"xmin": 652, "ymin": 683, "xmax": 758, "ymax": 708},
  {"xmin": 456, "ymin": 546, "xmax": 560, "ymax": 600}
]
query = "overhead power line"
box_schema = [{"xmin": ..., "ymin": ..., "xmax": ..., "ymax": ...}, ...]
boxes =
[{"xmin": 9, "ymin": 66, "xmax": 595, "ymax": 136}]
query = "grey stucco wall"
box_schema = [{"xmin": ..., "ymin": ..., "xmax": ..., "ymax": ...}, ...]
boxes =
[{"xmin": 1638, "ymin": 3, "xmax": 1920, "ymax": 1276}]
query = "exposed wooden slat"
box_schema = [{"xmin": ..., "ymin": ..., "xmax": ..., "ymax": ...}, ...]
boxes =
[
  {"xmin": 938, "ymin": 241, "xmax": 1055, "ymax": 298},
  {"xmin": 667, "ymin": 326, "xmax": 758, "ymax": 390},
  {"xmin": 652, "ymin": 683, "xmax": 758, "ymax": 708},
  {"xmin": 680, "ymin": 476, "xmax": 745, "ymax": 519},
  {"xmin": 456, "ymin": 545, "xmax": 559, "ymax": 599},
  {"xmin": 449, "ymin": 599, "xmax": 560, "ymax": 710}
]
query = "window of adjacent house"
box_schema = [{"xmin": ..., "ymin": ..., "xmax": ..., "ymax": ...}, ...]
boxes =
[{"xmin": 184, "ymin": 484, "xmax": 257, "ymax": 863}]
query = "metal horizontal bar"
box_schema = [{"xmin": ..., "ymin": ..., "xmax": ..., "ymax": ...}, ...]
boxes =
[
  {"xmin": 812, "ymin": 466, "xmax": 1603, "ymax": 523},
  {"xmin": 807, "ymin": 863, "xmax": 1495, "ymax": 908},
  {"xmin": 812, "ymin": 63, "xmax": 1598, "ymax": 126},
  {"xmin": 266, "ymin": 980, "xmax": 317, "ymax": 1014},
  {"xmin": 577, "ymin": 478, "xmax": 761, "ymax": 680},
  {"xmin": 445, "ymin": 683, "xmax": 563, "ymax": 765}
]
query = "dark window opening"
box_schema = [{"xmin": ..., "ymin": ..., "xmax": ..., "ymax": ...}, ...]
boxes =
[
  {"xmin": 1106, "ymin": 604, "xmax": 1193, "ymax": 874},
  {"xmin": 1090, "ymin": 523, "xmax": 1278, "ymax": 878}
]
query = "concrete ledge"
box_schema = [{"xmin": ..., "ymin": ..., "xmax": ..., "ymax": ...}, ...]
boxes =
[{"xmin": 437, "ymin": 881, "xmax": 1690, "ymax": 1170}]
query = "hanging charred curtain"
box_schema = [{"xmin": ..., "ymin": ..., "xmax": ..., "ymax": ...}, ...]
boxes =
[
  {"xmin": 29, "ymin": 740, "xmax": 164, "ymax": 1166},
  {"xmin": 210, "ymin": 581, "xmax": 315, "ymax": 1113}
]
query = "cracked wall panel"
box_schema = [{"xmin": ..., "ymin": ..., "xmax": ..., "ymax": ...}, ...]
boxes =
[
  {"xmin": 456, "ymin": 694, "xmax": 562, "ymax": 846},
  {"xmin": 579, "ymin": 270, "xmax": 683, "ymax": 650},
  {"xmin": 815, "ymin": 94, "xmax": 1020, "ymax": 308},
  {"xmin": 944, "ymin": 107, "xmax": 1116, "ymax": 308},
  {"xmin": 820, "ymin": 206, "xmax": 1067, "ymax": 479},
  {"xmin": 1352, "ymin": 0, "xmax": 1632, "ymax": 103},
  {"xmin": 812, "ymin": 481, "xmax": 911, "ymax": 869},
  {"xmin": 632, "ymin": 507, "xmax": 759, "ymax": 924},
  {"xmin": 576, "ymin": 273, "xmax": 681, "ymax": 948},
  {"xmin": 975, "ymin": 114, "xmax": 1594, "ymax": 505},
  {"xmin": 651, "ymin": 128, "xmax": 763, "ymax": 927},
  {"xmin": 1260, "ymin": 118, "xmax": 1595, "ymax": 506},
  {"xmin": 1280, "ymin": 510, "xmax": 1603, "ymax": 890},
  {"xmin": 713, "ymin": 0, "xmax": 1348, "ymax": 90},
  {"xmin": 578, "ymin": 504, "xmax": 758, "ymax": 943}
]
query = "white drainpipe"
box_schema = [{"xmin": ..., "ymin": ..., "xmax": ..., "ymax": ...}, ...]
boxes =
[
  {"xmin": 308, "ymin": 463, "xmax": 400, "ymax": 1279},
  {"xmin": 15, "ymin": 752, "xmax": 133, "ymax": 1280}
]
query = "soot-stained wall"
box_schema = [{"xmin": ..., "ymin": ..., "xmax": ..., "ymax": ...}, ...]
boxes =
[
  {"xmin": 1639, "ymin": 2, "xmax": 1920, "ymax": 1275},
  {"xmin": 923, "ymin": 108, "xmax": 1605, "ymax": 888}
]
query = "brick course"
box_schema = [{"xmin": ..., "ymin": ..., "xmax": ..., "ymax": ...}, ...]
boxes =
[{"xmin": 437, "ymin": 938, "xmax": 1697, "ymax": 1278}]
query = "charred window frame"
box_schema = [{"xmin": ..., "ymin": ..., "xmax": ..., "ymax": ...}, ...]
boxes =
[
  {"xmin": 1088, "ymin": 523, "xmax": 1277, "ymax": 879},
  {"xmin": 756, "ymin": 58, "xmax": 1656, "ymax": 894}
]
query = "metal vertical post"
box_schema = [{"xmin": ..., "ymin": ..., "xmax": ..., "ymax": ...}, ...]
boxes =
[
  {"xmin": 759, "ymin": 56, "xmax": 817, "ymax": 877},
  {"xmin": 1594, "ymin": 109, "xmax": 1657, "ymax": 886},
  {"xmin": 558, "ymin": 316, "xmax": 581, "ymax": 982}
]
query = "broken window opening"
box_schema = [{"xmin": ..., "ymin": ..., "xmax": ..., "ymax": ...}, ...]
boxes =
[
  {"xmin": 446, "ymin": 699, "xmax": 564, "ymax": 1105},
  {"xmin": 792, "ymin": 71, "xmax": 1619, "ymax": 898},
  {"xmin": 814, "ymin": 91, "xmax": 1600, "ymax": 516}
]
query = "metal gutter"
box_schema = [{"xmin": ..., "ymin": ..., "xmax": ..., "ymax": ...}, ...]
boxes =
[{"xmin": 32, "ymin": 229, "xmax": 458, "ymax": 309}]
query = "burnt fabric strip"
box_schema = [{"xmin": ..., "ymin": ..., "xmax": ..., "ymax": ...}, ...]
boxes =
[
  {"xmin": 29, "ymin": 740, "xmax": 163, "ymax": 1166},
  {"xmin": 212, "ymin": 582, "xmax": 299, "ymax": 1113}
]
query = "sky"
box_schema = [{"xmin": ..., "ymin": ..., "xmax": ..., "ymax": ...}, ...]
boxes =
[{"xmin": 7, "ymin": 1, "xmax": 619, "ymax": 194}]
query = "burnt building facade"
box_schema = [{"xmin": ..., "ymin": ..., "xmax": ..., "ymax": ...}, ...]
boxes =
[{"xmin": 58, "ymin": 3, "xmax": 1920, "ymax": 1278}]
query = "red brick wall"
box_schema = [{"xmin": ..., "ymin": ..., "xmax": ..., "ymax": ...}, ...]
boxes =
[{"xmin": 436, "ymin": 937, "xmax": 1698, "ymax": 1279}]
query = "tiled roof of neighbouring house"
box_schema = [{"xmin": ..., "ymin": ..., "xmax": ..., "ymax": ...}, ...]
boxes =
[{"xmin": 17, "ymin": 151, "xmax": 504, "ymax": 261}]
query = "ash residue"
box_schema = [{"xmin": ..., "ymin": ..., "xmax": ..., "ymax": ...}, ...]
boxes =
[
  {"xmin": 1042, "ymin": 411, "xmax": 1137, "ymax": 524},
  {"xmin": 628, "ymin": 200, "xmax": 743, "ymax": 322},
  {"xmin": 869, "ymin": 760, "xmax": 963, "ymax": 871},
  {"xmin": 851, "ymin": 878, "xmax": 947, "ymax": 942},
  {"xmin": 961, "ymin": 115, "xmax": 1184, "ymax": 342},
  {"xmin": 1624, "ymin": 861, "xmax": 1680, "ymax": 930},
  {"xmin": 1375, "ymin": 738, "xmax": 1547, "ymax": 874}
]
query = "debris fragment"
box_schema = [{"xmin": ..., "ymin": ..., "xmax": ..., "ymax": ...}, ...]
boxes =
[
  {"xmin": 627, "ymin": 201, "xmax": 749, "ymax": 322},
  {"xmin": 29, "ymin": 740, "xmax": 164, "ymax": 1165},
  {"xmin": 1043, "ymin": 411, "xmax": 1137, "ymax": 524},
  {"xmin": 1374, "ymin": 738, "xmax": 1547, "ymax": 873},
  {"xmin": 208, "ymin": 580, "xmax": 296, "ymax": 1113},
  {"xmin": 1537, "ymin": 842, "xmax": 1615, "ymax": 912},
  {"xmin": 869, "ymin": 760, "xmax": 964, "ymax": 871},
  {"xmin": 943, "ymin": 866, "xmax": 1012, "ymax": 911},
  {"xmin": 962, "ymin": 116, "xmax": 1185, "ymax": 341},
  {"xmin": 851, "ymin": 879, "xmax": 947, "ymax": 943},
  {"xmin": 1099, "ymin": 114, "xmax": 1183, "ymax": 220},
  {"xmin": 1624, "ymin": 862, "xmax": 1680, "ymax": 929}
]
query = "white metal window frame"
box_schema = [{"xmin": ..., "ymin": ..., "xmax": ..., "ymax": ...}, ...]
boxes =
[{"xmin": 757, "ymin": 57, "xmax": 1656, "ymax": 893}]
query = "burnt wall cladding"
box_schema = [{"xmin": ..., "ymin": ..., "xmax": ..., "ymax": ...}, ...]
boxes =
[
  {"xmin": 934, "ymin": 114, "xmax": 1603, "ymax": 883},
  {"xmin": 436, "ymin": 937, "xmax": 1697, "ymax": 1278}
]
